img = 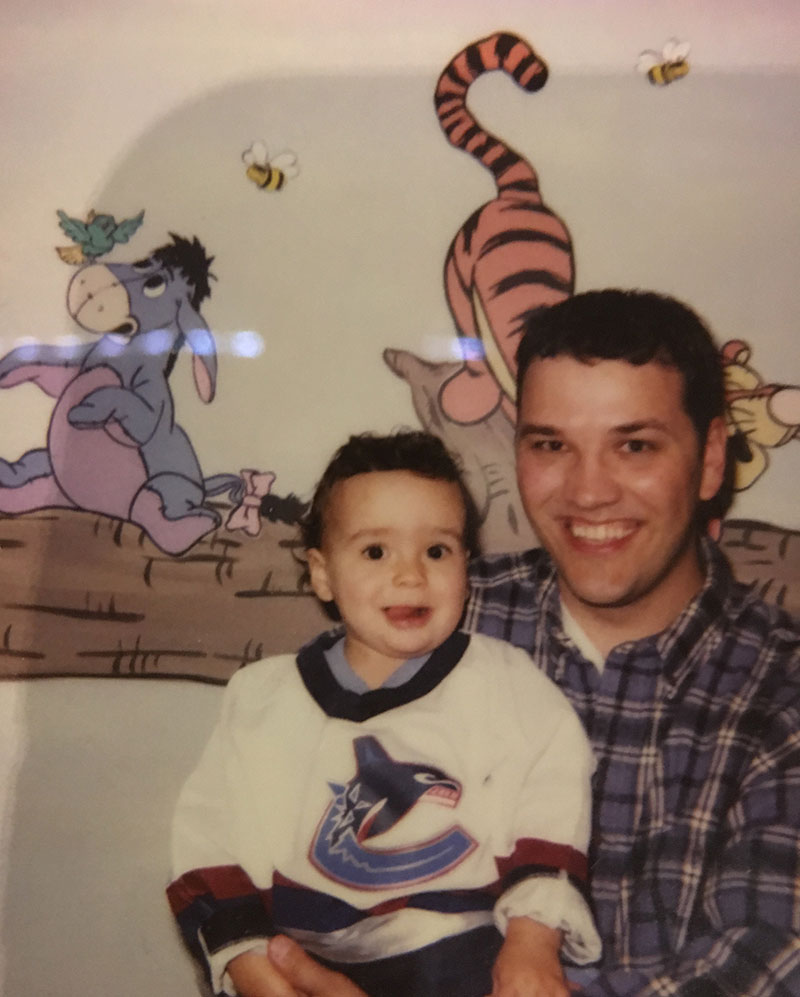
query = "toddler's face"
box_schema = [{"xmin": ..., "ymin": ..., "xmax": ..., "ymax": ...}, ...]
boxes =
[{"xmin": 307, "ymin": 470, "xmax": 469, "ymax": 683}]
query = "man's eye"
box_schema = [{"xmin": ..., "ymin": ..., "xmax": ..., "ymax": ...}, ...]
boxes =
[
  {"xmin": 427, "ymin": 544, "xmax": 448, "ymax": 560},
  {"xmin": 364, "ymin": 545, "xmax": 384, "ymax": 560},
  {"xmin": 622, "ymin": 439, "xmax": 653, "ymax": 454},
  {"xmin": 531, "ymin": 439, "xmax": 563, "ymax": 453}
]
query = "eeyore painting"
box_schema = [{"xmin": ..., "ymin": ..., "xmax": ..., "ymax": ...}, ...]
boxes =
[{"xmin": 0, "ymin": 234, "xmax": 241, "ymax": 555}]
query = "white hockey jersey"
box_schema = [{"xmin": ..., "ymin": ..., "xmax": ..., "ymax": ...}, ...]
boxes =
[{"xmin": 168, "ymin": 630, "xmax": 600, "ymax": 995}]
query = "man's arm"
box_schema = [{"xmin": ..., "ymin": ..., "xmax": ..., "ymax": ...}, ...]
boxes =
[
  {"xmin": 582, "ymin": 720, "xmax": 800, "ymax": 997},
  {"xmin": 227, "ymin": 949, "xmax": 297, "ymax": 997},
  {"xmin": 491, "ymin": 917, "xmax": 569, "ymax": 997}
]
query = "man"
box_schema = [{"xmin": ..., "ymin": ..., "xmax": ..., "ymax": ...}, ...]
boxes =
[{"xmin": 267, "ymin": 290, "xmax": 800, "ymax": 996}]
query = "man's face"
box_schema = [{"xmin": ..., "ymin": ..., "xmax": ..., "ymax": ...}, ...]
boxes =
[{"xmin": 515, "ymin": 355, "xmax": 726, "ymax": 634}]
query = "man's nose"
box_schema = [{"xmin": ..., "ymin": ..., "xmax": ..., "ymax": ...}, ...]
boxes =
[{"xmin": 564, "ymin": 453, "xmax": 621, "ymax": 507}]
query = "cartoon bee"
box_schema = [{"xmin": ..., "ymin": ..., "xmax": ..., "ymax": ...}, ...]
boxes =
[
  {"xmin": 242, "ymin": 141, "xmax": 299, "ymax": 191},
  {"xmin": 637, "ymin": 38, "xmax": 691, "ymax": 86}
]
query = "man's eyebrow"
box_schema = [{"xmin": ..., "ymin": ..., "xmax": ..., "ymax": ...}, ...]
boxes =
[
  {"xmin": 614, "ymin": 419, "xmax": 671, "ymax": 434},
  {"xmin": 516, "ymin": 422, "xmax": 560, "ymax": 437}
]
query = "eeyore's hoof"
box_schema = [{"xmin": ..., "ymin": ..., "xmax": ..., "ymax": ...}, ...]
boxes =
[{"xmin": 130, "ymin": 488, "xmax": 218, "ymax": 555}]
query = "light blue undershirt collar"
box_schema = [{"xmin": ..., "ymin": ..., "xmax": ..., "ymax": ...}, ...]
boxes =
[{"xmin": 323, "ymin": 636, "xmax": 431, "ymax": 693}]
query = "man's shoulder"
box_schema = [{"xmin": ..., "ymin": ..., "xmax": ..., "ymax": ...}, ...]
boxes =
[
  {"xmin": 708, "ymin": 568, "xmax": 800, "ymax": 716},
  {"xmin": 468, "ymin": 546, "xmax": 551, "ymax": 589},
  {"xmin": 464, "ymin": 548, "xmax": 554, "ymax": 647},
  {"xmin": 714, "ymin": 553, "xmax": 800, "ymax": 647},
  {"xmin": 702, "ymin": 539, "xmax": 798, "ymax": 644}
]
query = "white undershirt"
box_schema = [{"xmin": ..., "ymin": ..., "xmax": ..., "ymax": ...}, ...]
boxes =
[{"xmin": 559, "ymin": 602, "xmax": 605, "ymax": 672}]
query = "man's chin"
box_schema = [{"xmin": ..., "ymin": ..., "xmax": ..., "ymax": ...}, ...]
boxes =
[{"xmin": 564, "ymin": 585, "xmax": 643, "ymax": 612}]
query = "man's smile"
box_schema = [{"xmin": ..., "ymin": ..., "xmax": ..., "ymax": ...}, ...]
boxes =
[{"xmin": 566, "ymin": 520, "xmax": 637, "ymax": 544}]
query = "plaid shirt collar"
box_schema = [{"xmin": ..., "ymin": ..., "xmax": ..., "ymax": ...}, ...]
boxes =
[{"xmin": 534, "ymin": 537, "xmax": 734, "ymax": 689}]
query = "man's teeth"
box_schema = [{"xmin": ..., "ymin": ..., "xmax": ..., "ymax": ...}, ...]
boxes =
[{"xmin": 570, "ymin": 522, "xmax": 633, "ymax": 542}]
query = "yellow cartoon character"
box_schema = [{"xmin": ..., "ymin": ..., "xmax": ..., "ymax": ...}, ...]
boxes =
[{"xmin": 721, "ymin": 339, "xmax": 800, "ymax": 490}]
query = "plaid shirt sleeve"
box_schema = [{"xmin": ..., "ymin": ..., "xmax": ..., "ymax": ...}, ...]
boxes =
[{"xmin": 466, "ymin": 544, "xmax": 800, "ymax": 997}]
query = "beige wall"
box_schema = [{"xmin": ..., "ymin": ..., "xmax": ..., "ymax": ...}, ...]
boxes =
[{"xmin": 1, "ymin": 2, "xmax": 799, "ymax": 993}]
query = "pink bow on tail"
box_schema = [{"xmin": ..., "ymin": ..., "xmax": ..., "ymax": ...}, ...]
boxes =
[{"xmin": 226, "ymin": 469, "xmax": 276, "ymax": 536}]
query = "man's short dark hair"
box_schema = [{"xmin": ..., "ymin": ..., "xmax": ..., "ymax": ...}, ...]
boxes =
[
  {"xmin": 301, "ymin": 430, "xmax": 481, "ymax": 559},
  {"xmin": 515, "ymin": 289, "xmax": 726, "ymax": 443}
]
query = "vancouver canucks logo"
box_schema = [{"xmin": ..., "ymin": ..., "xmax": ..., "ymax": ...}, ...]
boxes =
[{"xmin": 310, "ymin": 736, "xmax": 476, "ymax": 889}]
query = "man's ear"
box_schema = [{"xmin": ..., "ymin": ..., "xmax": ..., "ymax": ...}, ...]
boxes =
[
  {"xmin": 699, "ymin": 416, "xmax": 729, "ymax": 502},
  {"xmin": 306, "ymin": 548, "xmax": 334, "ymax": 603}
]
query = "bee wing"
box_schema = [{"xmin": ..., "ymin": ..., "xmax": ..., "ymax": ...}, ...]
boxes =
[
  {"xmin": 242, "ymin": 140, "xmax": 269, "ymax": 167},
  {"xmin": 663, "ymin": 38, "xmax": 690, "ymax": 62},
  {"xmin": 271, "ymin": 151, "xmax": 300, "ymax": 178},
  {"xmin": 636, "ymin": 50, "xmax": 660, "ymax": 73}
]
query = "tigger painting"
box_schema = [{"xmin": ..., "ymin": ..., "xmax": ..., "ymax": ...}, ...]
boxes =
[{"xmin": 435, "ymin": 32, "xmax": 574, "ymax": 426}]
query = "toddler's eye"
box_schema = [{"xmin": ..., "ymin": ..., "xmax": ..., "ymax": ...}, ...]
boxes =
[
  {"xmin": 427, "ymin": 544, "xmax": 447, "ymax": 560},
  {"xmin": 364, "ymin": 545, "xmax": 384, "ymax": 560}
]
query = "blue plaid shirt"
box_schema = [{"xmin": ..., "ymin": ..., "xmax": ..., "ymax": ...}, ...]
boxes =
[{"xmin": 464, "ymin": 540, "xmax": 800, "ymax": 997}]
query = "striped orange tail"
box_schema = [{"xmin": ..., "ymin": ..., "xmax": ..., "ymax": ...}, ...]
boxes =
[{"xmin": 435, "ymin": 32, "xmax": 548, "ymax": 197}]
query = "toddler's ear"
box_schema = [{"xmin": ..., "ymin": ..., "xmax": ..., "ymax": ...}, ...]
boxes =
[{"xmin": 306, "ymin": 548, "xmax": 334, "ymax": 603}]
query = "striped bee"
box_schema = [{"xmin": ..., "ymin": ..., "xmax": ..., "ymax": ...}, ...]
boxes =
[
  {"xmin": 637, "ymin": 39, "xmax": 691, "ymax": 86},
  {"xmin": 242, "ymin": 142, "xmax": 299, "ymax": 191}
]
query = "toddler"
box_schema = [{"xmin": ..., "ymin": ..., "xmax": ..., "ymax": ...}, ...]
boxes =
[{"xmin": 167, "ymin": 431, "xmax": 600, "ymax": 996}]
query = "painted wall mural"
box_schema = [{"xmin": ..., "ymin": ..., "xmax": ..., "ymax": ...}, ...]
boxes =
[
  {"xmin": 0, "ymin": 30, "xmax": 798, "ymax": 683},
  {"xmin": 0, "ymin": 233, "xmax": 249, "ymax": 554},
  {"xmin": 721, "ymin": 339, "xmax": 800, "ymax": 491},
  {"xmin": 435, "ymin": 33, "xmax": 573, "ymax": 427}
]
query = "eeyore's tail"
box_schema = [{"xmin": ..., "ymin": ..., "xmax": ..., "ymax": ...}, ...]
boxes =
[
  {"xmin": 204, "ymin": 473, "xmax": 246, "ymax": 505},
  {"xmin": 206, "ymin": 470, "xmax": 309, "ymax": 537}
]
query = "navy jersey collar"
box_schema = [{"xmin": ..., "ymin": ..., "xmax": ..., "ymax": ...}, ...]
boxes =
[{"xmin": 297, "ymin": 629, "xmax": 471, "ymax": 722}]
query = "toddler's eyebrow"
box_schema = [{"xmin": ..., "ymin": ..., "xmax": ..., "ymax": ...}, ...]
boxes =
[{"xmin": 348, "ymin": 526, "xmax": 464, "ymax": 541}]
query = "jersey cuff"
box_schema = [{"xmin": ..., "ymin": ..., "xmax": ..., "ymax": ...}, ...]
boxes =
[{"xmin": 494, "ymin": 870, "xmax": 601, "ymax": 965}]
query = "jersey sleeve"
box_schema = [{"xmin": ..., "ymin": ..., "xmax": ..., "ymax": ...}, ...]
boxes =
[
  {"xmin": 489, "ymin": 641, "xmax": 602, "ymax": 965},
  {"xmin": 166, "ymin": 669, "xmax": 275, "ymax": 994}
]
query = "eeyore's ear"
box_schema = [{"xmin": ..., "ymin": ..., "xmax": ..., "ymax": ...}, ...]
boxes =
[{"xmin": 177, "ymin": 297, "xmax": 217, "ymax": 403}]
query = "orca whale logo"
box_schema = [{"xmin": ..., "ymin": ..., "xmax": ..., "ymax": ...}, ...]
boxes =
[{"xmin": 310, "ymin": 736, "xmax": 476, "ymax": 889}]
